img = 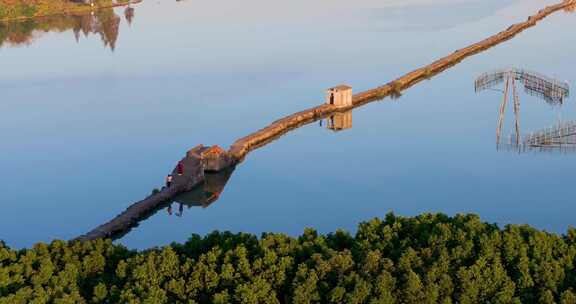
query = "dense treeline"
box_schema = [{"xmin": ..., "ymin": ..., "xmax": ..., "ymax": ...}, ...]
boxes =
[
  {"xmin": 2, "ymin": 213, "xmax": 576, "ymax": 303},
  {"xmin": 0, "ymin": 0, "xmax": 128, "ymax": 21}
]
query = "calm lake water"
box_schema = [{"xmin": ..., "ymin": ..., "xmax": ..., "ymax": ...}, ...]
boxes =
[{"xmin": 1, "ymin": 0, "xmax": 575, "ymax": 249}]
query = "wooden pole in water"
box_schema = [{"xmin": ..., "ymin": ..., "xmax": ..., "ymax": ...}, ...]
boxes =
[
  {"xmin": 512, "ymin": 76, "xmax": 521, "ymax": 144},
  {"xmin": 497, "ymin": 76, "xmax": 510, "ymax": 145}
]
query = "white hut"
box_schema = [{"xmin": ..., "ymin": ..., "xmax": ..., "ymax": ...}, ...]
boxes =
[{"xmin": 326, "ymin": 85, "xmax": 352, "ymax": 108}]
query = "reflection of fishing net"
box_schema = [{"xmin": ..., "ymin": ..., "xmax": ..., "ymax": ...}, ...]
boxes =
[
  {"xmin": 524, "ymin": 121, "xmax": 576, "ymax": 146},
  {"xmin": 500, "ymin": 121, "xmax": 576, "ymax": 154},
  {"xmin": 475, "ymin": 68, "xmax": 570, "ymax": 106}
]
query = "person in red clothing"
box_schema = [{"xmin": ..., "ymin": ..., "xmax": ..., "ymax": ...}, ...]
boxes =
[{"xmin": 177, "ymin": 161, "xmax": 184, "ymax": 176}]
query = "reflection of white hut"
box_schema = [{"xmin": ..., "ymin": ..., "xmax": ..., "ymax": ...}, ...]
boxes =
[
  {"xmin": 326, "ymin": 85, "xmax": 352, "ymax": 108},
  {"xmin": 327, "ymin": 112, "xmax": 353, "ymax": 132}
]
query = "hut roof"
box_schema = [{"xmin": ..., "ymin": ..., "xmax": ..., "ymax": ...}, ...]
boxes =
[
  {"xmin": 202, "ymin": 145, "xmax": 225, "ymax": 157},
  {"xmin": 328, "ymin": 85, "xmax": 352, "ymax": 92}
]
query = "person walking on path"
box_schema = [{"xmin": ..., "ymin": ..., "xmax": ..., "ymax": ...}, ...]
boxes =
[{"xmin": 166, "ymin": 174, "xmax": 173, "ymax": 188}]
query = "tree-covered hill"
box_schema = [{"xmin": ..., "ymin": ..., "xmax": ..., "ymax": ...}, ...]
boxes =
[{"xmin": 2, "ymin": 213, "xmax": 576, "ymax": 303}]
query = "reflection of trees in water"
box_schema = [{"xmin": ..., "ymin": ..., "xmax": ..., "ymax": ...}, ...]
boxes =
[
  {"xmin": 0, "ymin": 8, "xmax": 128, "ymax": 50},
  {"xmin": 125, "ymin": 7, "xmax": 134, "ymax": 26}
]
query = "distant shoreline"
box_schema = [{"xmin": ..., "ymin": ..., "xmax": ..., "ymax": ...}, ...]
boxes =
[{"xmin": 0, "ymin": 0, "xmax": 141, "ymax": 23}]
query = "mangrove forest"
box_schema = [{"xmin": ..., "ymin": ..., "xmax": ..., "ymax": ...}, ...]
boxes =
[{"xmin": 2, "ymin": 214, "xmax": 576, "ymax": 303}]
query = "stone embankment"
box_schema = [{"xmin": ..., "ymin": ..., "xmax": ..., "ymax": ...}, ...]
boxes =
[
  {"xmin": 228, "ymin": 0, "xmax": 576, "ymax": 161},
  {"xmin": 75, "ymin": 0, "xmax": 574, "ymax": 241}
]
